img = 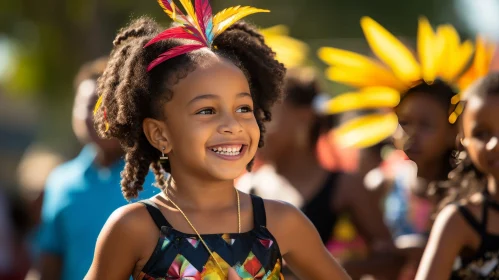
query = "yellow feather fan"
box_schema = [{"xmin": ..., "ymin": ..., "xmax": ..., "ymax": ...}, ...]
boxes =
[
  {"xmin": 260, "ymin": 25, "xmax": 309, "ymax": 68},
  {"xmin": 316, "ymin": 17, "xmax": 476, "ymax": 148}
]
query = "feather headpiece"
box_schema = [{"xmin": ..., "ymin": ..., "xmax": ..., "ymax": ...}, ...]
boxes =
[
  {"xmin": 456, "ymin": 36, "xmax": 496, "ymax": 103},
  {"xmin": 259, "ymin": 25, "xmax": 309, "ymax": 68},
  {"xmin": 94, "ymin": 0, "xmax": 269, "ymax": 131},
  {"xmin": 316, "ymin": 16, "xmax": 476, "ymax": 148},
  {"xmin": 145, "ymin": 0, "xmax": 269, "ymax": 71}
]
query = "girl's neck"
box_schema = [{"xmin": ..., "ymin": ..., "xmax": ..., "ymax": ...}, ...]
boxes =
[
  {"xmin": 166, "ymin": 171, "xmax": 237, "ymax": 211},
  {"xmin": 487, "ymin": 175, "xmax": 499, "ymax": 201},
  {"xmin": 417, "ymin": 161, "xmax": 449, "ymax": 183}
]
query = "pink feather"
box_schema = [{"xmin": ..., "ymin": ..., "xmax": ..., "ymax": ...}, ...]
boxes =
[
  {"xmin": 144, "ymin": 27, "xmax": 204, "ymax": 47},
  {"xmin": 147, "ymin": 44, "xmax": 205, "ymax": 72},
  {"xmin": 195, "ymin": 0, "xmax": 212, "ymax": 36}
]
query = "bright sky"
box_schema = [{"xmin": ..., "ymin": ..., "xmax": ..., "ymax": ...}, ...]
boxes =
[
  {"xmin": 455, "ymin": 0, "xmax": 499, "ymax": 41},
  {"xmin": 0, "ymin": 36, "xmax": 12, "ymax": 81}
]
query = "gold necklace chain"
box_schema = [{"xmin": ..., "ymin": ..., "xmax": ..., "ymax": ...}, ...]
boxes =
[{"xmin": 163, "ymin": 186, "xmax": 240, "ymax": 277}]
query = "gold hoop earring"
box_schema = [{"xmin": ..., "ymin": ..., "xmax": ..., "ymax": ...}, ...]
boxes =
[{"xmin": 160, "ymin": 147, "xmax": 168, "ymax": 160}]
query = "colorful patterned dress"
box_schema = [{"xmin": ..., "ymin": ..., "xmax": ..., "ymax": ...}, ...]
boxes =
[{"xmin": 137, "ymin": 195, "xmax": 283, "ymax": 280}]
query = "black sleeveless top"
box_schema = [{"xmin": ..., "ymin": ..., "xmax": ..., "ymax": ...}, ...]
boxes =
[
  {"xmin": 450, "ymin": 193, "xmax": 499, "ymax": 279},
  {"xmin": 301, "ymin": 172, "xmax": 340, "ymax": 243},
  {"xmin": 137, "ymin": 195, "xmax": 283, "ymax": 280}
]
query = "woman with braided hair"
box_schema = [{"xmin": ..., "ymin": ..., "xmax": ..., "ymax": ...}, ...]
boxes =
[{"xmin": 85, "ymin": 1, "xmax": 351, "ymax": 279}]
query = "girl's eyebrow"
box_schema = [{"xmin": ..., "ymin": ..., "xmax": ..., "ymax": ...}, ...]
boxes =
[{"xmin": 187, "ymin": 92, "xmax": 251, "ymax": 105}]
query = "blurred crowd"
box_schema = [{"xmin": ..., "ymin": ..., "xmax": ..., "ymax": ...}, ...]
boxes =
[{"xmin": 2, "ymin": 6, "xmax": 499, "ymax": 280}]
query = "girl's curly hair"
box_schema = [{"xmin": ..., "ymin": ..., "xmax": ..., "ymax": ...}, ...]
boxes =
[{"xmin": 94, "ymin": 17, "xmax": 285, "ymax": 200}]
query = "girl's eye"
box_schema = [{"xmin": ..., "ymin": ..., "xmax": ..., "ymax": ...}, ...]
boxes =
[
  {"xmin": 236, "ymin": 106, "xmax": 253, "ymax": 113},
  {"xmin": 196, "ymin": 108, "xmax": 215, "ymax": 115}
]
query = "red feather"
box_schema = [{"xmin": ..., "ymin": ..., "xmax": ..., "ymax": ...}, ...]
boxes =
[
  {"xmin": 195, "ymin": 0, "xmax": 212, "ymax": 36},
  {"xmin": 159, "ymin": 0, "xmax": 186, "ymax": 17},
  {"xmin": 147, "ymin": 44, "xmax": 205, "ymax": 71},
  {"xmin": 144, "ymin": 27, "xmax": 204, "ymax": 47},
  {"xmin": 184, "ymin": 25, "xmax": 205, "ymax": 41}
]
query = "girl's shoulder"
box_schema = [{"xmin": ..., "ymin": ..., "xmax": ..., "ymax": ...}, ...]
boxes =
[
  {"xmin": 100, "ymin": 201, "xmax": 161, "ymax": 254},
  {"xmin": 106, "ymin": 202, "xmax": 160, "ymax": 238},
  {"xmin": 433, "ymin": 202, "xmax": 482, "ymax": 243},
  {"xmin": 262, "ymin": 198, "xmax": 317, "ymax": 254}
]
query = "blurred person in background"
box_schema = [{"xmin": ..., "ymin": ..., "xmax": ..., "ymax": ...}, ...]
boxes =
[
  {"xmin": 317, "ymin": 16, "xmax": 479, "ymax": 279},
  {"xmin": 249, "ymin": 67, "xmax": 399, "ymax": 279},
  {"xmin": 389, "ymin": 82, "xmax": 460, "ymax": 279},
  {"xmin": 416, "ymin": 71, "xmax": 499, "ymax": 280},
  {"xmin": 16, "ymin": 144, "xmax": 64, "ymax": 279},
  {"xmin": 35, "ymin": 57, "xmax": 158, "ymax": 280},
  {"xmin": 17, "ymin": 145, "xmax": 64, "ymax": 236},
  {"xmin": 0, "ymin": 188, "xmax": 30, "ymax": 280}
]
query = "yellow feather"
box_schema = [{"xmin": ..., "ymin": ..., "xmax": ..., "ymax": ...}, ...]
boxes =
[
  {"xmin": 157, "ymin": 0, "xmax": 171, "ymax": 16},
  {"xmin": 436, "ymin": 25, "xmax": 460, "ymax": 81},
  {"xmin": 213, "ymin": 6, "xmax": 269, "ymax": 37},
  {"xmin": 93, "ymin": 95, "xmax": 103, "ymax": 115},
  {"xmin": 265, "ymin": 36, "xmax": 309, "ymax": 68},
  {"xmin": 450, "ymin": 40, "xmax": 474, "ymax": 82},
  {"xmin": 476, "ymin": 36, "xmax": 495, "ymax": 77},
  {"xmin": 177, "ymin": 0, "xmax": 203, "ymax": 34},
  {"xmin": 262, "ymin": 25, "xmax": 309, "ymax": 68},
  {"xmin": 325, "ymin": 66, "xmax": 406, "ymax": 91},
  {"xmin": 418, "ymin": 16, "xmax": 440, "ymax": 83},
  {"xmin": 475, "ymin": 36, "xmax": 488, "ymax": 77},
  {"xmin": 172, "ymin": 1, "xmax": 176, "ymax": 21},
  {"xmin": 360, "ymin": 16, "xmax": 421, "ymax": 84},
  {"xmin": 457, "ymin": 36, "xmax": 495, "ymax": 91},
  {"xmin": 333, "ymin": 112, "xmax": 398, "ymax": 148},
  {"xmin": 156, "ymin": 0, "xmax": 186, "ymax": 24},
  {"xmin": 178, "ymin": 0, "xmax": 196, "ymax": 20},
  {"xmin": 260, "ymin": 25, "xmax": 289, "ymax": 36},
  {"xmin": 321, "ymin": 87, "xmax": 400, "ymax": 114},
  {"xmin": 448, "ymin": 102, "xmax": 464, "ymax": 124},
  {"xmin": 318, "ymin": 47, "xmax": 406, "ymax": 90}
]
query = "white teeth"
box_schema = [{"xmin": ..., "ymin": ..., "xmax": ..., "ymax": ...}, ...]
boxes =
[{"xmin": 210, "ymin": 146, "xmax": 242, "ymax": 156}]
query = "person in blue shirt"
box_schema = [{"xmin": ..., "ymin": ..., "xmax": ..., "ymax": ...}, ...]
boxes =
[{"xmin": 36, "ymin": 57, "xmax": 158, "ymax": 280}]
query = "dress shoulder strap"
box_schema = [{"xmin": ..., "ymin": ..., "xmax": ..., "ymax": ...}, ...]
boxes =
[
  {"xmin": 457, "ymin": 204, "xmax": 485, "ymax": 236},
  {"xmin": 250, "ymin": 194, "xmax": 267, "ymax": 228},
  {"xmin": 139, "ymin": 199, "xmax": 172, "ymax": 230}
]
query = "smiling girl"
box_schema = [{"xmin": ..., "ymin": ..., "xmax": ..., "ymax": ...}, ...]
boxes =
[{"xmin": 84, "ymin": 1, "xmax": 350, "ymax": 279}]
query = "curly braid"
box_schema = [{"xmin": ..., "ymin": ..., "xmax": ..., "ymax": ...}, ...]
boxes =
[{"xmin": 94, "ymin": 17, "xmax": 285, "ymax": 200}]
